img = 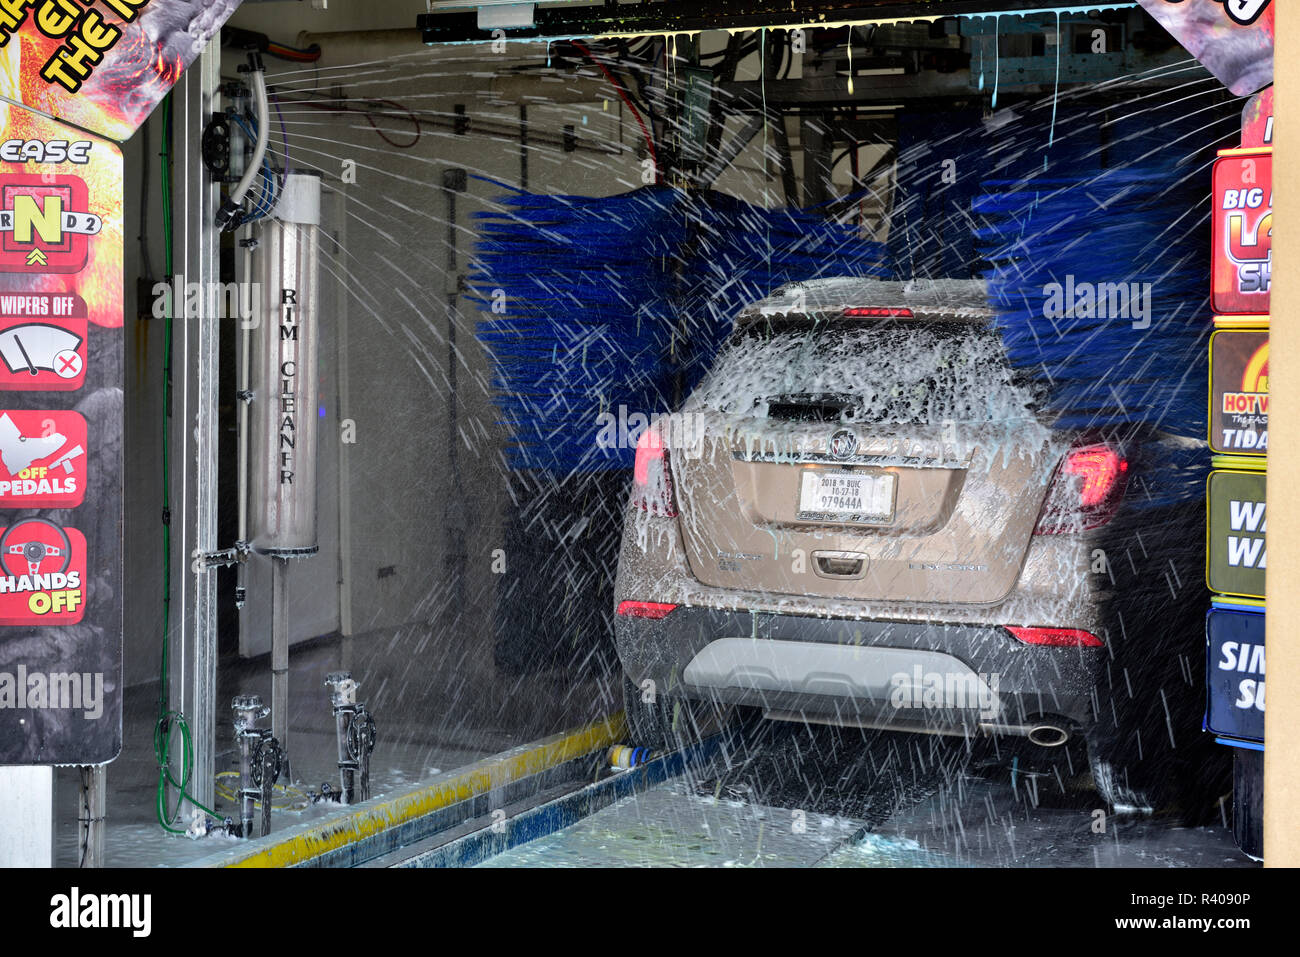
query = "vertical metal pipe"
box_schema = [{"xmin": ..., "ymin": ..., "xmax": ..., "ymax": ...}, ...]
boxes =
[
  {"xmin": 232, "ymin": 695, "xmax": 265, "ymax": 839},
  {"xmin": 801, "ymin": 114, "xmax": 833, "ymax": 207},
  {"xmin": 519, "ymin": 105, "xmax": 529, "ymax": 189},
  {"xmin": 325, "ymin": 672, "xmax": 357, "ymax": 803},
  {"xmin": 442, "ymin": 170, "xmax": 467, "ymax": 610},
  {"xmin": 336, "ymin": 709, "xmax": 356, "ymax": 803},
  {"xmin": 260, "ymin": 742, "xmax": 276, "ymax": 837},
  {"xmin": 76, "ymin": 766, "xmax": 105, "ymax": 868},
  {"xmin": 238, "ymin": 733, "xmax": 255, "ymax": 838},
  {"xmin": 358, "ymin": 727, "xmax": 371, "ymax": 804},
  {"xmin": 169, "ymin": 39, "xmax": 222, "ymax": 817},
  {"xmin": 271, "ymin": 558, "xmax": 289, "ymax": 751}
]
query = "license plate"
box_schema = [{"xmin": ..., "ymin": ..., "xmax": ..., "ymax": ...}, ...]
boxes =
[{"xmin": 798, "ymin": 469, "xmax": 895, "ymax": 523}]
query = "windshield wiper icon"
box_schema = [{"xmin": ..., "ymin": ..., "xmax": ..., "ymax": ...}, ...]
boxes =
[{"xmin": 0, "ymin": 324, "xmax": 82, "ymax": 375}]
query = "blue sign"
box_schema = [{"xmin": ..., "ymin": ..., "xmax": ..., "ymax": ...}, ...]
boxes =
[{"xmin": 1206, "ymin": 607, "xmax": 1265, "ymax": 743}]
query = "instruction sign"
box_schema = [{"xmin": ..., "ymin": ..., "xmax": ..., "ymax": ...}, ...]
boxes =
[
  {"xmin": 1206, "ymin": 607, "xmax": 1265, "ymax": 743},
  {"xmin": 0, "ymin": 101, "xmax": 121, "ymax": 765},
  {"xmin": 0, "ymin": 410, "xmax": 87, "ymax": 508},
  {"xmin": 1210, "ymin": 330, "xmax": 1268, "ymax": 455},
  {"xmin": 0, "ymin": 520, "xmax": 86, "ymax": 626},
  {"xmin": 1212, "ymin": 148, "xmax": 1272, "ymax": 316},
  {"xmin": 1207, "ymin": 469, "xmax": 1267, "ymax": 600},
  {"xmin": 0, "ymin": 175, "xmax": 101, "ymax": 274}
]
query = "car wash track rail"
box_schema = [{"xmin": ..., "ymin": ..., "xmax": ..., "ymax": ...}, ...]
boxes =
[{"xmin": 185, "ymin": 715, "xmax": 732, "ymax": 868}]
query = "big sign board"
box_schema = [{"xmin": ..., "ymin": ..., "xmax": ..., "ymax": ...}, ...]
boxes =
[{"xmin": 0, "ymin": 1, "xmax": 242, "ymax": 764}]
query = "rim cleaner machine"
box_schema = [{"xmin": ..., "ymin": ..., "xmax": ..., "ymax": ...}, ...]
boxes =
[{"xmin": 247, "ymin": 169, "xmax": 323, "ymax": 760}]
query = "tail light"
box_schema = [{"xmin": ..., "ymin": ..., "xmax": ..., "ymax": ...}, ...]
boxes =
[
  {"xmin": 1005, "ymin": 625, "xmax": 1104, "ymax": 648},
  {"xmin": 617, "ymin": 600, "xmax": 678, "ymax": 619},
  {"xmin": 843, "ymin": 307, "xmax": 914, "ymax": 318},
  {"xmin": 632, "ymin": 426, "xmax": 677, "ymax": 517},
  {"xmin": 1034, "ymin": 444, "xmax": 1128, "ymax": 534}
]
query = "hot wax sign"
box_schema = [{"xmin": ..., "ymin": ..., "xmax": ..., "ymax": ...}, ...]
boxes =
[{"xmin": 1210, "ymin": 330, "xmax": 1268, "ymax": 455}]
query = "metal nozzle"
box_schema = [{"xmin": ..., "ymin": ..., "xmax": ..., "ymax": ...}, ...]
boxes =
[
  {"xmin": 231, "ymin": 694, "xmax": 269, "ymax": 732},
  {"xmin": 324, "ymin": 671, "xmax": 359, "ymax": 708}
]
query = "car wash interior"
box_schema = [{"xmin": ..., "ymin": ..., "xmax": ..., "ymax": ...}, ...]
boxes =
[{"xmin": 0, "ymin": 0, "xmax": 1284, "ymax": 871}]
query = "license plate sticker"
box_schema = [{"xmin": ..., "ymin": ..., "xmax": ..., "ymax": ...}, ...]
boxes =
[{"xmin": 798, "ymin": 470, "xmax": 895, "ymax": 523}]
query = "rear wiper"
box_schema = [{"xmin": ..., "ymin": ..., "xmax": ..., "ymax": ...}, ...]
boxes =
[{"xmin": 764, "ymin": 393, "xmax": 860, "ymax": 423}]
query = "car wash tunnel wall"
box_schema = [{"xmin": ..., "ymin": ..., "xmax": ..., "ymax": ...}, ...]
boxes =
[{"xmin": 0, "ymin": 0, "xmax": 1286, "ymax": 868}]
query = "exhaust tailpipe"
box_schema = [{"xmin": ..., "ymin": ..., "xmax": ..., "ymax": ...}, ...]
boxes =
[{"xmin": 1026, "ymin": 721, "xmax": 1071, "ymax": 748}]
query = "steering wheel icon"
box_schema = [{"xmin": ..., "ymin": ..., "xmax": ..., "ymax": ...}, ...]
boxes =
[{"xmin": 1, "ymin": 519, "xmax": 71, "ymax": 577}]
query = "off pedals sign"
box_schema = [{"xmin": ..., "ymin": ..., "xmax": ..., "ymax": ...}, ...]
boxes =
[
  {"xmin": 0, "ymin": 410, "xmax": 86, "ymax": 508},
  {"xmin": 1210, "ymin": 330, "xmax": 1268, "ymax": 455},
  {"xmin": 0, "ymin": 175, "xmax": 101, "ymax": 274},
  {"xmin": 0, "ymin": 519, "xmax": 86, "ymax": 626},
  {"xmin": 1207, "ymin": 469, "xmax": 1266, "ymax": 599}
]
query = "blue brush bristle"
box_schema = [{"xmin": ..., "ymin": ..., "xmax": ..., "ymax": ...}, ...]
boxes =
[
  {"xmin": 471, "ymin": 181, "xmax": 892, "ymax": 473},
  {"xmin": 974, "ymin": 168, "xmax": 1210, "ymax": 435},
  {"xmin": 974, "ymin": 167, "xmax": 1213, "ymax": 507}
]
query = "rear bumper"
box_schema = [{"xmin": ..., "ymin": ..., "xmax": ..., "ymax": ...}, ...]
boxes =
[{"xmin": 615, "ymin": 606, "xmax": 1101, "ymax": 735}]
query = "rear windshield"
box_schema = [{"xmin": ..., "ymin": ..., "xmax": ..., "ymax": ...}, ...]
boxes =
[{"xmin": 690, "ymin": 320, "xmax": 1037, "ymax": 425}]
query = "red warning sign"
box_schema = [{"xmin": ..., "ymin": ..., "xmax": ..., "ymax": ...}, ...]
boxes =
[
  {"xmin": 1212, "ymin": 148, "xmax": 1272, "ymax": 316},
  {"xmin": 0, "ymin": 410, "xmax": 87, "ymax": 508},
  {"xmin": 0, "ymin": 175, "xmax": 101, "ymax": 274},
  {"xmin": 0, "ymin": 519, "xmax": 85, "ymax": 626}
]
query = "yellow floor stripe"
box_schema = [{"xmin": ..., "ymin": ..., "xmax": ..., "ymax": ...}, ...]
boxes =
[{"xmin": 201, "ymin": 713, "xmax": 627, "ymax": 868}]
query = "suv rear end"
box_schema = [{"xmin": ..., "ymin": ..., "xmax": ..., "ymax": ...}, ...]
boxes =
[{"xmin": 614, "ymin": 278, "xmax": 1130, "ymax": 747}]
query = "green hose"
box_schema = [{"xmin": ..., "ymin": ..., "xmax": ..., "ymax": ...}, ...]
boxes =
[{"xmin": 154, "ymin": 712, "xmax": 222, "ymax": 832}]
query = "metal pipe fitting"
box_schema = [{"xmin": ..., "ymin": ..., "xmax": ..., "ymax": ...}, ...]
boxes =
[
  {"xmin": 231, "ymin": 694, "xmax": 269, "ymax": 838},
  {"xmin": 325, "ymin": 672, "xmax": 358, "ymax": 804}
]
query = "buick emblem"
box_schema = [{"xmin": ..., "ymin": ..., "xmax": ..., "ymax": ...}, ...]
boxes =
[{"xmin": 828, "ymin": 429, "xmax": 858, "ymax": 460}]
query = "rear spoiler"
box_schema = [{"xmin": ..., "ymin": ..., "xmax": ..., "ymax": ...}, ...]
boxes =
[{"xmin": 732, "ymin": 305, "xmax": 994, "ymax": 331}]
